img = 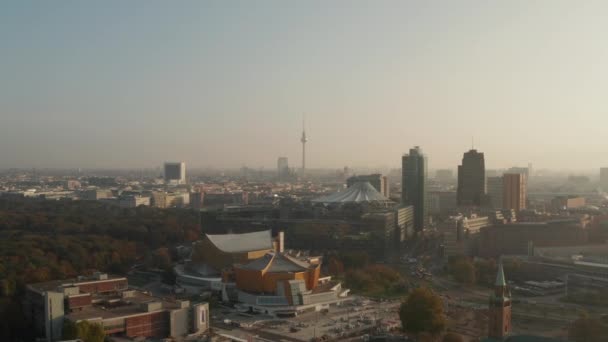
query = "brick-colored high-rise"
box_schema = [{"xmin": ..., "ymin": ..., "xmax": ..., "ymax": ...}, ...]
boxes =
[{"xmin": 503, "ymin": 173, "xmax": 526, "ymax": 211}]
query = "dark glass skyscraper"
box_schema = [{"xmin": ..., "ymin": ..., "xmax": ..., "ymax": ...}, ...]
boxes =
[
  {"xmin": 402, "ymin": 146, "xmax": 427, "ymax": 232},
  {"xmin": 457, "ymin": 149, "xmax": 486, "ymax": 206}
]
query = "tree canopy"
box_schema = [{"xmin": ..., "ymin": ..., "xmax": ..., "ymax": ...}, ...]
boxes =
[
  {"xmin": 63, "ymin": 320, "xmax": 105, "ymax": 342},
  {"xmin": 569, "ymin": 316, "xmax": 608, "ymax": 342},
  {"xmin": 0, "ymin": 198, "xmax": 200, "ymax": 341},
  {"xmin": 448, "ymin": 256, "xmax": 476, "ymax": 285},
  {"xmin": 399, "ymin": 287, "xmax": 446, "ymax": 335}
]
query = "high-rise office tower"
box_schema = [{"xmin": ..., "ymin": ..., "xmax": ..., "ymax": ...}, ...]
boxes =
[
  {"xmin": 457, "ymin": 149, "xmax": 486, "ymax": 206},
  {"xmin": 601, "ymin": 168, "xmax": 608, "ymax": 190},
  {"xmin": 503, "ymin": 173, "xmax": 527, "ymax": 211},
  {"xmin": 164, "ymin": 162, "xmax": 186, "ymax": 184},
  {"xmin": 487, "ymin": 176, "xmax": 504, "ymax": 209},
  {"xmin": 402, "ymin": 146, "xmax": 427, "ymax": 231},
  {"xmin": 277, "ymin": 157, "xmax": 289, "ymax": 180}
]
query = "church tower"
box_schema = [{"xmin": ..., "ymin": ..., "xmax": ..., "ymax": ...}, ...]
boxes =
[{"xmin": 488, "ymin": 260, "xmax": 511, "ymax": 339}]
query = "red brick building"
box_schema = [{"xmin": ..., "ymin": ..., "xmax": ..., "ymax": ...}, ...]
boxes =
[{"xmin": 25, "ymin": 272, "xmax": 209, "ymax": 342}]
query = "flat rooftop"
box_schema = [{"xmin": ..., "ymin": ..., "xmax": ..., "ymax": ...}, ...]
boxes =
[
  {"xmin": 67, "ymin": 291, "xmax": 180, "ymax": 321},
  {"xmin": 28, "ymin": 274, "xmax": 127, "ymax": 294}
]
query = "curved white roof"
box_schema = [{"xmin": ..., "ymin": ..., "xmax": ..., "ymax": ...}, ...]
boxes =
[
  {"xmin": 206, "ymin": 230, "xmax": 273, "ymax": 253},
  {"xmin": 312, "ymin": 181, "xmax": 390, "ymax": 204}
]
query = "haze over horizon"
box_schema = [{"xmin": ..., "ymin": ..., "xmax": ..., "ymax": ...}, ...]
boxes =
[{"xmin": 2, "ymin": 1, "xmax": 608, "ymax": 170}]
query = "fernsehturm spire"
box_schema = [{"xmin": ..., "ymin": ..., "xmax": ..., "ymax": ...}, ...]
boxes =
[{"xmin": 300, "ymin": 115, "xmax": 307, "ymax": 172}]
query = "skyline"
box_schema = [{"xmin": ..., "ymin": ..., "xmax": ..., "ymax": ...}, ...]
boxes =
[{"xmin": 2, "ymin": 1, "xmax": 608, "ymax": 170}]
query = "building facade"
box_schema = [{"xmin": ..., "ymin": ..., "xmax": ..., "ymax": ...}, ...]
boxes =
[
  {"xmin": 440, "ymin": 214, "xmax": 491, "ymax": 257},
  {"xmin": 277, "ymin": 157, "xmax": 289, "ymax": 180},
  {"xmin": 25, "ymin": 273, "xmax": 209, "ymax": 341},
  {"xmin": 164, "ymin": 162, "xmax": 186, "ymax": 185},
  {"xmin": 479, "ymin": 220, "xmax": 588, "ymax": 257},
  {"xmin": 119, "ymin": 195, "xmax": 151, "ymax": 208},
  {"xmin": 402, "ymin": 146, "xmax": 427, "ymax": 231},
  {"xmin": 503, "ymin": 173, "xmax": 526, "ymax": 211},
  {"xmin": 429, "ymin": 191, "xmax": 457, "ymax": 215},
  {"xmin": 457, "ymin": 149, "xmax": 486, "ymax": 206},
  {"xmin": 551, "ymin": 196, "xmax": 586, "ymax": 210},
  {"xmin": 486, "ymin": 176, "xmax": 504, "ymax": 209},
  {"xmin": 601, "ymin": 167, "xmax": 608, "ymax": 190}
]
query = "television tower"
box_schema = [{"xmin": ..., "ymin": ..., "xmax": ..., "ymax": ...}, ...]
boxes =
[{"xmin": 300, "ymin": 116, "xmax": 308, "ymax": 172}]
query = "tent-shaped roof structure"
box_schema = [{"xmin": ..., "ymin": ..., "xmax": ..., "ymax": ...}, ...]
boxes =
[{"xmin": 312, "ymin": 181, "xmax": 391, "ymax": 204}]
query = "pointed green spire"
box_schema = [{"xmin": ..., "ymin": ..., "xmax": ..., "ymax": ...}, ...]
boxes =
[{"xmin": 495, "ymin": 259, "xmax": 506, "ymax": 287}]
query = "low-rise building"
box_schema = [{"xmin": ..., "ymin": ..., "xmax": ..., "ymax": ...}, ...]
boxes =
[
  {"xmin": 480, "ymin": 219, "xmax": 588, "ymax": 257},
  {"xmin": 440, "ymin": 214, "xmax": 491, "ymax": 257},
  {"xmin": 151, "ymin": 191, "xmax": 190, "ymax": 208},
  {"xmin": 551, "ymin": 196, "xmax": 586, "ymax": 210},
  {"xmin": 25, "ymin": 272, "xmax": 209, "ymax": 341},
  {"xmin": 119, "ymin": 195, "xmax": 150, "ymax": 208},
  {"xmin": 79, "ymin": 189, "xmax": 113, "ymax": 201}
]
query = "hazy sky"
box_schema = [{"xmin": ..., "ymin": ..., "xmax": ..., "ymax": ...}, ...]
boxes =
[{"xmin": 2, "ymin": 1, "xmax": 608, "ymax": 170}]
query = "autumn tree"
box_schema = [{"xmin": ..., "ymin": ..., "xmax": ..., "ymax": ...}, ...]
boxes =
[
  {"xmin": 63, "ymin": 320, "xmax": 105, "ymax": 342},
  {"xmin": 327, "ymin": 257, "xmax": 344, "ymax": 276},
  {"xmin": 448, "ymin": 256, "xmax": 476, "ymax": 285},
  {"xmin": 399, "ymin": 287, "xmax": 446, "ymax": 335},
  {"xmin": 475, "ymin": 259, "xmax": 497, "ymax": 287},
  {"xmin": 152, "ymin": 247, "xmax": 172, "ymax": 269},
  {"xmin": 569, "ymin": 316, "xmax": 608, "ymax": 342}
]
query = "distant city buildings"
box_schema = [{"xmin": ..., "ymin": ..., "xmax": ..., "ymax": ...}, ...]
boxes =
[
  {"xmin": 429, "ymin": 191, "xmax": 457, "ymax": 215},
  {"xmin": 277, "ymin": 157, "xmax": 289, "ymax": 180},
  {"xmin": 402, "ymin": 146, "xmax": 428, "ymax": 231},
  {"xmin": 435, "ymin": 169, "xmax": 454, "ymax": 183},
  {"xmin": 65, "ymin": 180, "xmax": 81, "ymax": 190},
  {"xmin": 503, "ymin": 173, "xmax": 527, "ymax": 211},
  {"xmin": 551, "ymin": 196, "xmax": 586, "ymax": 210},
  {"xmin": 151, "ymin": 191, "xmax": 190, "ymax": 208},
  {"xmin": 164, "ymin": 162, "xmax": 186, "ymax": 185},
  {"xmin": 79, "ymin": 189, "xmax": 113, "ymax": 201},
  {"xmin": 347, "ymin": 174, "xmax": 389, "ymax": 198},
  {"xmin": 506, "ymin": 166, "xmax": 530, "ymax": 179},
  {"xmin": 119, "ymin": 195, "xmax": 151, "ymax": 208},
  {"xmin": 457, "ymin": 149, "xmax": 486, "ymax": 206},
  {"xmin": 601, "ymin": 167, "xmax": 608, "ymax": 190}
]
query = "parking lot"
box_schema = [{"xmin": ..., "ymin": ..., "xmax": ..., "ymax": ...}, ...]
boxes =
[{"xmin": 210, "ymin": 296, "xmax": 402, "ymax": 341}]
